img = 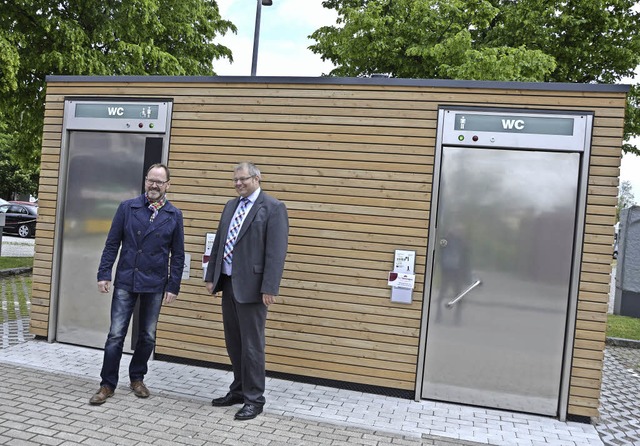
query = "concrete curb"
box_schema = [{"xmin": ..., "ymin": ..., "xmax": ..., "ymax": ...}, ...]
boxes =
[
  {"xmin": 0, "ymin": 267, "xmax": 33, "ymax": 277},
  {"xmin": 606, "ymin": 337, "xmax": 640, "ymax": 349}
]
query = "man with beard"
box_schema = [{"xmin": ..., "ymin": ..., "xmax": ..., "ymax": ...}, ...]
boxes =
[{"xmin": 90, "ymin": 163, "xmax": 185, "ymax": 405}]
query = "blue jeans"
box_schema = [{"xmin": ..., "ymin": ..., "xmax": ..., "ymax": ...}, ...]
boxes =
[{"xmin": 99, "ymin": 288, "xmax": 163, "ymax": 390}]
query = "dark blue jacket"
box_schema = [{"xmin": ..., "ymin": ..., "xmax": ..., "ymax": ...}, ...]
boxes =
[{"xmin": 97, "ymin": 195, "xmax": 185, "ymax": 295}]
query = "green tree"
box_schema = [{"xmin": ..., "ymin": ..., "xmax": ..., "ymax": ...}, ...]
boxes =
[
  {"xmin": 311, "ymin": 0, "xmax": 556, "ymax": 80},
  {"xmin": 0, "ymin": 150, "xmax": 38, "ymax": 200},
  {"xmin": 617, "ymin": 180, "xmax": 636, "ymax": 221},
  {"xmin": 310, "ymin": 0, "xmax": 640, "ymax": 153},
  {"xmin": 624, "ymin": 84, "xmax": 640, "ymax": 155},
  {"xmin": 0, "ymin": 0, "xmax": 237, "ymax": 194}
]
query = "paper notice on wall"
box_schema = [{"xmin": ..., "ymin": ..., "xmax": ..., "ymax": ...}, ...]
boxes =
[
  {"xmin": 390, "ymin": 249, "xmax": 416, "ymax": 304},
  {"xmin": 202, "ymin": 233, "xmax": 215, "ymax": 279},
  {"xmin": 388, "ymin": 271, "xmax": 415, "ymax": 289},
  {"xmin": 182, "ymin": 253, "xmax": 191, "ymax": 280},
  {"xmin": 394, "ymin": 250, "xmax": 415, "ymax": 273}
]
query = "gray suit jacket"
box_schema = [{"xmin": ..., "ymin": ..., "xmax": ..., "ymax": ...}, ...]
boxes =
[{"xmin": 205, "ymin": 191, "xmax": 288, "ymax": 303}]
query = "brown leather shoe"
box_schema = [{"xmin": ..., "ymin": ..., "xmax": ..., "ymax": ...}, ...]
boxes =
[
  {"xmin": 89, "ymin": 386, "xmax": 114, "ymax": 405},
  {"xmin": 130, "ymin": 380, "xmax": 150, "ymax": 398}
]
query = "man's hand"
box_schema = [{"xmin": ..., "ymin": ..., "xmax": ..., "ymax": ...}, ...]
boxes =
[
  {"xmin": 205, "ymin": 282, "xmax": 215, "ymax": 295},
  {"xmin": 97, "ymin": 280, "xmax": 111, "ymax": 293},
  {"xmin": 263, "ymin": 294, "xmax": 276, "ymax": 306},
  {"xmin": 164, "ymin": 292, "xmax": 178, "ymax": 304}
]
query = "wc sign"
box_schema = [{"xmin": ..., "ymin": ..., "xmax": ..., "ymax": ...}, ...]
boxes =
[
  {"xmin": 66, "ymin": 100, "xmax": 169, "ymax": 132},
  {"xmin": 107, "ymin": 106, "xmax": 125, "ymax": 116},
  {"xmin": 455, "ymin": 113, "xmax": 574, "ymax": 135},
  {"xmin": 75, "ymin": 103, "xmax": 159, "ymax": 120},
  {"xmin": 501, "ymin": 119, "xmax": 525, "ymax": 130}
]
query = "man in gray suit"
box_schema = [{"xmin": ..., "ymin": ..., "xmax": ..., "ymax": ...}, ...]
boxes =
[{"xmin": 205, "ymin": 162, "xmax": 288, "ymax": 420}]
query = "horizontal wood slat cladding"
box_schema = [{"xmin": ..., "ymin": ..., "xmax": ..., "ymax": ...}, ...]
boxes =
[{"xmin": 32, "ymin": 79, "xmax": 627, "ymax": 420}]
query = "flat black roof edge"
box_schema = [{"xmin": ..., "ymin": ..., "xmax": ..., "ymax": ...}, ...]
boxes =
[{"xmin": 45, "ymin": 75, "xmax": 631, "ymax": 93}]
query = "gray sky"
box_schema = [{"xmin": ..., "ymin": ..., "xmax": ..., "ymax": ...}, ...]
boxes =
[
  {"xmin": 620, "ymin": 142, "xmax": 640, "ymax": 203},
  {"xmin": 214, "ymin": 0, "xmax": 337, "ymax": 77}
]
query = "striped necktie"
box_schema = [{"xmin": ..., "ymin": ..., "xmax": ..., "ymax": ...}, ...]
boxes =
[{"xmin": 223, "ymin": 198, "xmax": 249, "ymax": 266}]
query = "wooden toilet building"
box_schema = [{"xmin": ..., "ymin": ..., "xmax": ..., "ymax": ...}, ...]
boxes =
[{"xmin": 29, "ymin": 75, "xmax": 628, "ymax": 421}]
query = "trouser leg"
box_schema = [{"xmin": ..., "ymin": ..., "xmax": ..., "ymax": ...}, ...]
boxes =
[
  {"xmin": 222, "ymin": 276, "xmax": 268, "ymax": 405},
  {"xmin": 129, "ymin": 292, "xmax": 163, "ymax": 382},
  {"xmin": 100, "ymin": 288, "xmax": 137, "ymax": 390}
]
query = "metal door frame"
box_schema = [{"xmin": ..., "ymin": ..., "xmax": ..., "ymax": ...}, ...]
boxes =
[
  {"xmin": 415, "ymin": 106, "xmax": 593, "ymax": 420},
  {"xmin": 48, "ymin": 98, "xmax": 173, "ymax": 345}
]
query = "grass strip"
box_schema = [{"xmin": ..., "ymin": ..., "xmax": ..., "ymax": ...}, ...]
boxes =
[{"xmin": 607, "ymin": 314, "xmax": 640, "ymax": 341}]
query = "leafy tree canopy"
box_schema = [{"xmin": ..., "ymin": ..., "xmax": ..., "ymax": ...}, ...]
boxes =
[
  {"xmin": 0, "ymin": 0, "xmax": 237, "ymax": 193},
  {"xmin": 310, "ymin": 0, "xmax": 640, "ymax": 154},
  {"xmin": 617, "ymin": 179, "xmax": 636, "ymax": 220},
  {"xmin": 0, "ymin": 147, "xmax": 38, "ymax": 199}
]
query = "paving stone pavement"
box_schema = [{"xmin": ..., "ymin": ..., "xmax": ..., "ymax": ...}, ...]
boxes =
[
  {"xmin": 0, "ymin": 341, "xmax": 604, "ymax": 446},
  {"xmin": 1, "ymin": 273, "xmax": 639, "ymax": 445},
  {"xmin": 0, "ymin": 361, "xmax": 470, "ymax": 446},
  {"xmin": 593, "ymin": 346, "xmax": 640, "ymax": 446},
  {"xmin": 0, "ymin": 274, "xmax": 34, "ymax": 349}
]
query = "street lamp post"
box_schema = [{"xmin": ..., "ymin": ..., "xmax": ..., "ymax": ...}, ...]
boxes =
[{"xmin": 251, "ymin": 0, "xmax": 273, "ymax": 76}]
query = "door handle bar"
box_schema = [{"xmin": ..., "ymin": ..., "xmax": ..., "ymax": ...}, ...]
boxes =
[{"xmin": 446, "ymin": 279, "xmax": 481, "ymax": 308}]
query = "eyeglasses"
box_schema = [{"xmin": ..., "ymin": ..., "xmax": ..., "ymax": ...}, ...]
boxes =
[
  {"xmin": 233, "ymin": 175, "xmax": 256, "ymax": 183},
  {"xmin": 145, "ymin": 178, "xmax": 169, "ymax": 186}
]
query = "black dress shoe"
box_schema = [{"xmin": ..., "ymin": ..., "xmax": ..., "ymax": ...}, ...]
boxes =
[
  {"xmin": 234, "ymin": 404, "xmax": 263, "ymax": 420},
  {"xmin": 211, "ymin": 393, "xmax": 244, "ymax": 407}
]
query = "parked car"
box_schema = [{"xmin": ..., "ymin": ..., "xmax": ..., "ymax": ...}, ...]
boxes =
[
  {"xmin": 9, "ymin": 200, "xmax": 37, "ymax": 207},
  {"xmin": 0, "ymin": 198, "xmax": 8, "ymax": 206},
  {"xmin": 0, "ymin": 202, "xmax": 38, "ymax": 238}
]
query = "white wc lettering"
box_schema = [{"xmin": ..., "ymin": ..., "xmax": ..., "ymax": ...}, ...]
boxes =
[
  {"xmin": 502, "ymin": 119, "xmax": 525, "ymax": 130},
  {"xmin": 107, "ymin": 107, "xmax": 125, "ymax": 116}
]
